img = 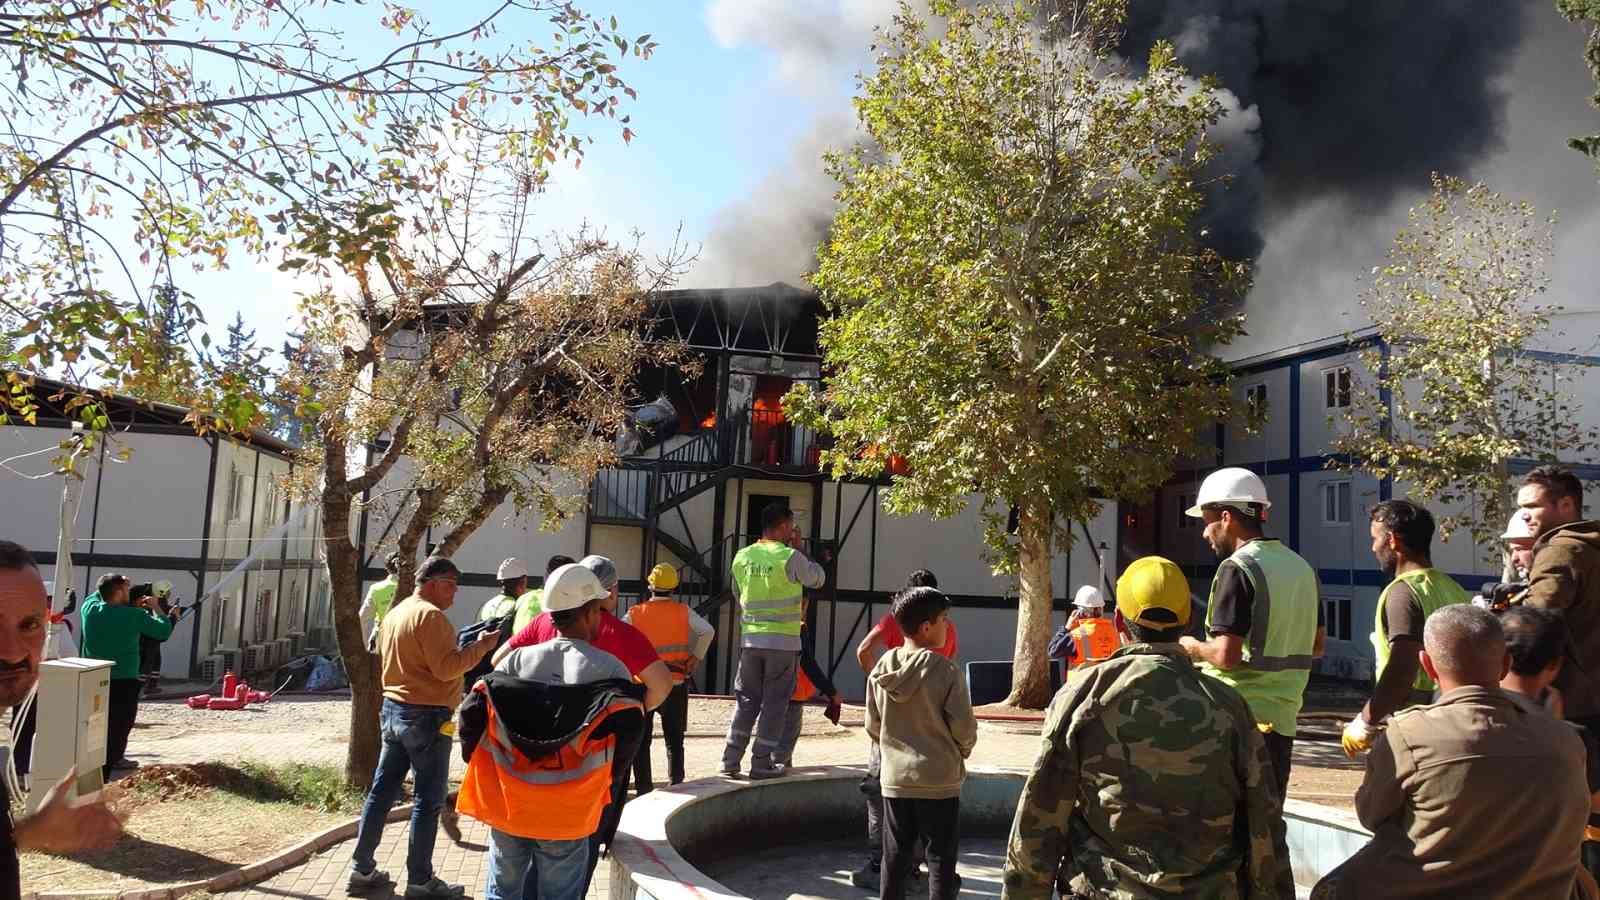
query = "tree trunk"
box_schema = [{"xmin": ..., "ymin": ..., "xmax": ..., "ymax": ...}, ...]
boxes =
[
  {"xmin": 394, "ymin": 489, "xmax": 440, "ymax": 600},
  {"xmin": 322, "ymin": 482, "xmax": 383, "ymax": 790},
  {"xmin": 1006, "ymin": 497, "xmax": 1056, "ymax": 709}
]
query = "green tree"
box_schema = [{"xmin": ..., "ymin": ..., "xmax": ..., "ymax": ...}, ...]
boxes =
[
  {"xmin": 790, "ymin": 0, "xmax": 1245, "ymax": 707},
  {"xmin": 1333, "ymin": 174, "xmax": 1600, "ymax": 555},
  {"xmin": 0, "ymin": 0, "xmax": 652, "ymax": 432},
  {"xmin": 1558, "ymin": 0, "xmax": 1600, "ymax": 167},
  {"xmin": 107, "ymin": 283, "xmax": 204, "ymax": 406}
]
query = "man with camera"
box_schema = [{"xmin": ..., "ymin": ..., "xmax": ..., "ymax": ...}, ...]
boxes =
[
  {"xmin": 0, "ymin": 542, "xmax": 123, "ymax": 900},
  {"xmin": 1520, "ymin": 466, "xmax": 1600, "ymax": 733},
  {"xmin": 80, "ymin": 573, "xmax": 175, "ymax": 777}
]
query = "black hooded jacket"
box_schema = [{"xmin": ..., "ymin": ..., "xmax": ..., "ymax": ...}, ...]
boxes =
[{"xmin": 459, "ymin": 670, "xmax": 646, "ymax": 846}]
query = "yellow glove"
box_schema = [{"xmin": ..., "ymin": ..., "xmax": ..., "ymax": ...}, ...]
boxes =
[{"xmin": 1341, "ymin": 715, "xmax": 1376, "ymax": 758}]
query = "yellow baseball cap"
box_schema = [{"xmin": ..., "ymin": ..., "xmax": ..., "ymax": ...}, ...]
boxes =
[
  {"xmin": 1115, "ymin": 556, "xmax": 1191, "ymax": 628},
  {"xmin": 647, "ymin": 563, "xmax": 680, "ymax": 591}
]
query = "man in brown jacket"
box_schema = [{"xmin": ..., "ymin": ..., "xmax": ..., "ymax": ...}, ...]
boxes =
[
  {"xmin": 348, "ymin": 556, "xmax": 499, "ymax": 898},
  {"xmin": 1521, "ymin": 466, "xmax": 1600, "ymax": 731},
  {"xmin": 1312, "ymin": 604, "xmax": 1590, "ymax": 899}
]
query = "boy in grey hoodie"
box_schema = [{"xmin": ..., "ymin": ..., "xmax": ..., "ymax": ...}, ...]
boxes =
[{"xmin": 866, "ymin": 587, "xmax": 979, "ymax": 900}]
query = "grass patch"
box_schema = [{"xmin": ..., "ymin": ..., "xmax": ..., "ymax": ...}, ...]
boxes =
[
  {"xmin": 239, "ymin": 760, "xmax": 366, "ymax": 813},
  {"xmin": 121, "ymin": 761, "xmax": 366, "ymax": 814}
]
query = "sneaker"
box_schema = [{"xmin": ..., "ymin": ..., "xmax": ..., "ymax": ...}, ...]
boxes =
[
  {"xmin": 749, "ymin": 763, "xmax": 788, "ymax": 780},
  {"xmin": 346, "ymin": 867, "xmax": 391, "ymax": 894},
  {"xmin": 849, "ymin": 861, "xmax": 880, "ymax": 891},
  {"xmin": 403, "ymin": 877, "xmax": 466, "ymax": 898}
]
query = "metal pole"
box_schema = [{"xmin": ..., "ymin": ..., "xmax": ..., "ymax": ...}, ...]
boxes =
[{"xmin": 46, "ymin": 428, "xmax": 91, "ymax": 659}]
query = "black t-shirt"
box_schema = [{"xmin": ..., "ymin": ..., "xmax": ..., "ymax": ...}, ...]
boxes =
[
  {"xmin": 1378, "ymin": 581, "xmax": 1424, "ymax": 646},
  {"xmin": 1, "ymin": 776, "xmax": 19, "ymax": 900},
  {"xmin": 1208, "ymin": 557, "xmax": 1324, "ymax": 638}
]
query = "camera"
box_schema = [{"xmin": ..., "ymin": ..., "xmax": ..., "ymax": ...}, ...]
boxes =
[{"xmin": 1473, "ymin": 582, "xmax": 1529, "ymax": 611}]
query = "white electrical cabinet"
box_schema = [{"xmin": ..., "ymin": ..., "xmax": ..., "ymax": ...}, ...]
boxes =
[{"xmin": 27, "ymin": 657, "xmax": 111, "ymax": 813}]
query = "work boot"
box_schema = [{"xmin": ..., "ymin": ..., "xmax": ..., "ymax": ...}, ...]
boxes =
[
  {"xmin": 749, "ymin": 762, "xmax": 787, "ymax": 780},
  {"xmin": 718, "ymin": 765, "xmax": 740, "ymax": 777},
  {"xmin": 850, "ymin": 860, "xmax": 879, "ymax": 891}
]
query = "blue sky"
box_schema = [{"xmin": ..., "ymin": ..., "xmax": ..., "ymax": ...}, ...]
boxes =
[{"xmin": 183, "ymin": 0, "xmax": 877, "ymax": 357}]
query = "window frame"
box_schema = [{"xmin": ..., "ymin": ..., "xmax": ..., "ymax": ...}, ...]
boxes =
[
  {"xmin": 1321, "ymin": 479, "xmax": 1353, "ymax": 526},
  {"xmin": 1244, "ymin": 382, "xmax": 1269, "ymax": 419},
  {"xmin": 1177, "ymin": 492, "xmax": 1197, "ymax": 530},
  {"xmin": 1322, "ymin": 593, "xmax": 1353, "ymax": 641},
  {"xmin": 1324, "ymin": 365, "xmax": 1352, "ymax": 409}
]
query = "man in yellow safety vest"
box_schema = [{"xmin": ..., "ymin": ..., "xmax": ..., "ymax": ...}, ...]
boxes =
[
  {"xmin": 1179, "ymin": 467, "xmax": 1324, "ymax": 801},
  {"xmin": 1342, "ymin": 499, "xmax": 1469, "ymax": 757},
  {"xmin": 359, "ymin": 552, "xmax": 402, "ymax": 652},
  {"xmin": 720, "ymin": 502, "xmax": 826, "ymax": 780}
]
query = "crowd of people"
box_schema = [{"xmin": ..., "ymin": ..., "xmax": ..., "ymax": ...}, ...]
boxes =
[{"xmin": 2, "ymin": 458, "xmax": 1598, "ymax": 900}]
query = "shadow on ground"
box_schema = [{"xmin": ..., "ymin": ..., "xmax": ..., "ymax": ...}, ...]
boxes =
[{"xmin": 47, "ymin": 833, "xmax": 236, "ymax": 882}]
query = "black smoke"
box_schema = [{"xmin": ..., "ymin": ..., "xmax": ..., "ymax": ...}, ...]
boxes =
[{"xmin": 1118, "ymin": 1, "xmax": 1528, "ymax": 261}]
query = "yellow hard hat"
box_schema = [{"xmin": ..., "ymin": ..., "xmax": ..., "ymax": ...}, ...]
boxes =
[
  {"xmin": 1115, "ymin": 556, "xmax": 1191, "ymax": 629},
  {"xmin": 647, "ymin": 563, "xmax": 679, "ymax": 591}
]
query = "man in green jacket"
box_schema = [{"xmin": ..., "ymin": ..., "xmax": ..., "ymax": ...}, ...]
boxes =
[{"xmin": 80, "ymin": 572, "xmax": 174, "ymax": 777}]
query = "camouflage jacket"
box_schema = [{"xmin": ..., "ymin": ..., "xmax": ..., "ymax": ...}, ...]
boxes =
[{"xmin": 1002, "ymin": 643, "xmax": 1295, "ymax": 900}]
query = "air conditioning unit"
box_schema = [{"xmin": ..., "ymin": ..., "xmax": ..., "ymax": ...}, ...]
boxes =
[
  {"xmin": 214, "ymin": 647, "xmax": 240, "ymax": 675},
  {"xmin": 287, "ymin": 632, "xmax": 306, "ymax": 657},
  {"xmin": 273, "ymin": 639, "xmax": 292, "ymax": 667},
  {"xmin": 241, "ymin": 643, "xmax": 266, "ymax": 673},
  {"xmin": 198, "ymin": 654, "xmax": 225, "ymax": 684}
]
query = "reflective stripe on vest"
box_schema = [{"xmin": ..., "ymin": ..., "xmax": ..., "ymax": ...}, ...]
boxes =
[
  {"xmin": 1201, "ymin": 539, "xmax": 1320, "ymax": 736},
  {"xmin": 733, "ymin": 541, "xmax": 804, "ymax": 639},
  {"xmin": 629, "ymin": 600, "xmax": 693, "ymax": 684},
  {"xmin": 457, "ymin": 685, "xmax": 642, "ymax": 842},
  {"xmin": 1372, "ymin": 568, "xmax": 1470, "ymax": 695},
  {"xmin": 793, "ymin": 666, "xmax": 816, "ymax": 702},
  {"xmin": 1069, "ymin": 617, "xmax": 1120, "ymax": 669}
]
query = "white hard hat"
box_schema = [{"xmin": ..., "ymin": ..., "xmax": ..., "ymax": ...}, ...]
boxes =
[
  {"xmin": 542, "ymin": 563, "xmax": 608, "ymax": 613},
  {"xmin": 153, "ymin": 580, "xmax": 173, "ymax": 599},
  {"xmin": 1186, "ymin": 467, "xmax": 1272, "ymax": 518},
  {"xmin": 1501, "ymin": 512, "xmax": 1537, "ymax": 542},
  {"xmin": 1072, "ymin": 586, "xmax": 1104, "ymax": 609},
  {"xmin": 496, "ymin": 557, "xmax": 528, "ymax": 581}
]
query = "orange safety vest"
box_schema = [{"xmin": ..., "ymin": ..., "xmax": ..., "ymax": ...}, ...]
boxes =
[
  {"xmin": 1070, "ymin": 617, "xmax": 1120, "ymax": 669},
  {"xmin": 628, "ymin": 599, "xmax": 694, "ymax": 684},
  {"xmin": 793, "ymin": 667, "xmax": 816, "ymax": 702},
  {"xmin": 457, "ymin": 683, "xmax": 642, "ymax": 841}
]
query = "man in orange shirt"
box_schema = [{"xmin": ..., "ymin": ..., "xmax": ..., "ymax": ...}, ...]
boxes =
[{"xmin": 349, "ymin": 557, "xmax": 499, "ymax": 898}]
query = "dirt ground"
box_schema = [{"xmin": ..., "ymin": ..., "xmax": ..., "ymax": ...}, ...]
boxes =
[
  {"xmin": 19, "ymin": 766, "xmax": 353, "ymax": 893},
  {"xmin": 35, "ymin": 684, "xmax": 1363, "ymax": 893}
]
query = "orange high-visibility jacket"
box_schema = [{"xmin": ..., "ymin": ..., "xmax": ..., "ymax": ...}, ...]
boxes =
[
  {"xmin": 456, "ymin": 672, "xmax": 645, "ymax": 841},
  {"xmin": 628, "ymin": 599, "xmax": 693, "ymax": 684},
  {"xmin": 1070, "ymin": 617, "xmax": 1121, "ymax": 669}
]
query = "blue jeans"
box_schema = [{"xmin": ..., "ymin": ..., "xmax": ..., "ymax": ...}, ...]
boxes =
[
  {"xmin": 351, "ymin": 699, "xmax": 453, "ymax": 885},
  {"xmin": 485, "ymin": 828, "xmax": 589, "ymax": 900}
]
